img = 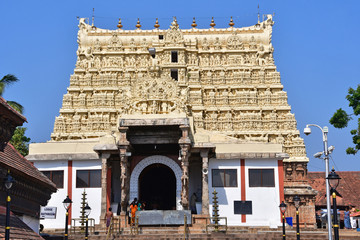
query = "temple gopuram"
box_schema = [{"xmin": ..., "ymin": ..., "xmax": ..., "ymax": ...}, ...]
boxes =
[{"xmin": 27, "ymin": 15, "xmax": 317, "ymax": 229}]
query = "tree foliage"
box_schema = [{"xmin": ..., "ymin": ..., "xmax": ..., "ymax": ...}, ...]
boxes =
[
  {"xmin": 9, "ymin": 127, "xmax": 31, "ymax": 156},
  {"xmin": 0, "ymin": 74, "xmax": 24, "ymax": 113},
  {"xmin": 330, "ymin": 85, "xmax": 360, "ymax": 155}
]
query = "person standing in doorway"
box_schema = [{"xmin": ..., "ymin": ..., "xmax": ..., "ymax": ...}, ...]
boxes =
[
  {"xmin": 190, "ymin": 193, "xmax": 198, "ymax": 214},
  {"xmin": 130, "ymin": 198, "xmax": 138, "ymax": 225}
]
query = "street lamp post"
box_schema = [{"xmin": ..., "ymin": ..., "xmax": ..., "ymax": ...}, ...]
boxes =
[
  {"xmin": 293, "ymin": 195, "xmax": 301, "ymax": 240},
  {"xmin": 303, "ymin": 124, "xmax": 333, "ymax": 240},
  {"xmin": 279, "ymin": 201, "xmax": 287, "ymax": 240},
  {"xmin": 84, "ymin": 203, "xmax": 91, "ymax": 240},
  {"xmin": 63, "ymin": 196, "xmax": 72, "ymax": 240},
  {"xmin": 327, "ymin": 168, "xmax": 341, "ymax": 240},
  {"xmin": 4, "ymin": 172, "xmax": 15, "ymax": 240}
]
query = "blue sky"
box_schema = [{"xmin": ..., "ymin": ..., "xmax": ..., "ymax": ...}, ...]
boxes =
[{"xmin": 0, "ymin": 1, "xmax": 359, "ymax": 172}]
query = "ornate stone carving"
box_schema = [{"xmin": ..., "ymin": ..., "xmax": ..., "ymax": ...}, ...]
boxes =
[
  {"xmin": 227, "ymin": 32, "xmax": 243, "ymax": 50},
  {"xmin": 53, "ymin": 17, "xmax": 309, "ymax": 162},
  {"xmin": 165, "ymin": 18, "xmax": 184, "ymax": 45}
]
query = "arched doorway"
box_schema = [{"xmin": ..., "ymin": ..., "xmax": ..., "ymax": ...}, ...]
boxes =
[
  {"xmin": 129, "ymin": 155, "xmax": 183, "ymax": 210},
  {"xmin": 139, "ymin": 164, "xmax": 176, "ymax": 210}
]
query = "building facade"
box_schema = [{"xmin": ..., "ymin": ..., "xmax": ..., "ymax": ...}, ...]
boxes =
[
  {"xmin": 27, "ymin": 15, "xmax": 316, "ymax": 229},
  {"xmin": 0, "ymin": 97, "xmax": 56, "ymax": 236}
]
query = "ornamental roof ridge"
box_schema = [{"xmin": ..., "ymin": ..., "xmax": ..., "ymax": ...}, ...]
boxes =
[{"xmin": 78, "ymin": 14, "xmax": 274, "ymax": 34}]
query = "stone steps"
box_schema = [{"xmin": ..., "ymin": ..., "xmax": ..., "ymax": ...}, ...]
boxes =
[
  {"xmin": 68, "ymin": 230, "xmax": 355, "ymax": 240},
  {"xmin": 47, "ymin": 226, "xmax": 360, "ymax": 240}
]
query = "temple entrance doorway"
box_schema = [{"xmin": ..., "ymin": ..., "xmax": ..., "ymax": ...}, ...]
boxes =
[{"xmin": 139, "ymin": 163, "xmax": 176, "ymax": 210}]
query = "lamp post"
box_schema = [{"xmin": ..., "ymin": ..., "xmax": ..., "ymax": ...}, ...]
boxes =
[
  {"xmin": 63, "ymin": 196, "xmax": 72, "ymax": 240},
  {"xmin": 4, "ymin": 172, "xmax": 15, "ymax": 240},
  {"xmin": 293, "ymin": 195, "xmax": 300, "ymax": 240},
  {"xmin": 279, "ymin": 201, "xmax": 287, "ymax": 240},
  {"xmin": 303, "ymin": 124, "xmax": 333, "ymax": 240},
  {"xmin": 327, "ymin": 168, "xmax": 341, "ymax": 240},
  {"xmin": 84, "ymin": 203, "xmax": 91, "ymax": 240}
]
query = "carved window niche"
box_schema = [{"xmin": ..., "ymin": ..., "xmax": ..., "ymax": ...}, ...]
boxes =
[
  {"xmin": 171, "ymin": 51, "xmax": 178, "ymax": 63},
  {"xmin": 171, "ymin": 69, "xmax": 178, "ymax": 81}
]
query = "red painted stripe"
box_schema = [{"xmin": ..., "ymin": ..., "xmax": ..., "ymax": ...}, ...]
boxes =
[
  {"xmin": 67, "ymin": 161, "xmax": 73, "ymax": 225},
  {"xmin": 278, "ymin": 160, "xmax": 285, "ymax": 221},
  {"xmin": 240, "ymin": 159, "xmax": 246, "ymax": 223},
  {"xmin": 106, "ymin": 168, "xmax": 112, "ymax": 210}
]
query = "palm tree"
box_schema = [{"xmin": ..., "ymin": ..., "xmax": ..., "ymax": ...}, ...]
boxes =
[{"xmin": 0, "ymin": 74, "xmax": 24, "ymax": 113}]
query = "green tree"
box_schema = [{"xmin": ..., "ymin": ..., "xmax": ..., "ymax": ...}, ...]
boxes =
[
  {"xmin": 0, "ymin": 74, "xmax": 24, "ymax": 113},
  {"xmin": 330, "ymin": 84, "xmax": 360, "ymax": 154},
  {"xmin": 9, "ymin": 127, "xmax": 31, "ymax": 156}
]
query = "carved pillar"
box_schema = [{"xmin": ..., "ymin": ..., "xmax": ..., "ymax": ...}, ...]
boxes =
[
  {"xmin": 119, "ymin": 149, "xmax": 129, "ymax": 213},
  {"xmin": 179, "ymin": 125, "xmax": 192, "ymax": 210},
  {"xmin": 200, "ymin": 149, "xmax": 210, "ymax": 215},
  {"xmin": 118, "ymin": 126, "xmax": 130, "ymax": 213},
  {"xmin": 100, "ymin": 153, "xmax": 111, "ymax": 219}
]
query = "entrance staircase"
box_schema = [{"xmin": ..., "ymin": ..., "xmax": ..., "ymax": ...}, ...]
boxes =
[{"xmin": 62, "ymin": 225, "xmax": 359, "ymax": 240}]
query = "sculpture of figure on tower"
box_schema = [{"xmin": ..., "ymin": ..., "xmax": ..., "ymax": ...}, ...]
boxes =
[
  {"xmin": 257, "ymin": 45, "xmax": 266, "ymax": 65},
  {"xmin": 214, "ymin": 37, "xmax": 221, "ymax": 50},
  {"xmin": 141, "ymin": 38, "xmax": 147, "ymax": 51},
  {"xmin": 264, "ymin": 88, "xmax": 271, "ymax": 104},
  {"xmin": 94, "ymin": 38, "xmax": 101, "ymax": 51},
  {"xmin": 202, "ymin": 37, "xmax": 209, "ymax": 50},
  {"xmin": 150, "ymin": 100, "xmax": 158, "ymax": 113},
  {"xmin": 161, "ymin": 102, "xmax": 168, "ymax": 113},
  {"xmin": 129, "ymin": 38, "xmax": 136, "ymax": 51},
  {"xmin": 249, "ymin": 35, "xmax": 257, "ymax": 50}
]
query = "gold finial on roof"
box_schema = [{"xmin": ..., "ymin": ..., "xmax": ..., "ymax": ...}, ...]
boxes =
[
  {"xmin": 257, "ymin": 4, "xmax": 260, "ymax": 23},
  {"xmin": 154, "ymin": 18, "xmax": 160, "ymax": 29},
  {"xmin": 173, "ymin": 16, "xmax": 178, "ymax": 24},
  {"xmin": 117, "ymin": 18, "xmax": 123, "ymax": 29},
  {"xmin": 191, "ymin": 17, "xmax": 197, "ymax": 28},
  {"xmin": 229, "ymin": 16, "xmax": 235, "ymax": 27},
  {"xmin": 210, "ymin": 17, "xmax": 216, "ymax": 28},
  {"xmin": 136, "ymin": 18, "xmax": 141, "ymax": 29}
]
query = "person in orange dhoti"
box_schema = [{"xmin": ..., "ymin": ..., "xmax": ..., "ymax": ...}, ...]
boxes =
[{"xmin": 130, "ymin": 198, "xmax": 138, "ymax": 225}]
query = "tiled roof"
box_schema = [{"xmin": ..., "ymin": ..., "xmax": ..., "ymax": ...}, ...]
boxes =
[
  {"xmin": 0, "ymin": 96, "xmax": 27, "ymax": 124},
  {"xmin": 0, "ymin": 143, "xmax": 56, "ymax": 190},
  {"xmin": 307, "ymin": 171, "xmax": 360, "ymax": 208},
  {"xmin": 0, "ymin": 206, "xmax": 44, "ymax": 239}
]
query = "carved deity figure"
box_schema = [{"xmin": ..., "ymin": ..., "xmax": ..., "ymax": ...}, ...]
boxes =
[
  {"xmin": 129, "ymin": 38, "xmax": 136, "ymax": 51},
  {"xmin": 202, "ymin": 38, "xmax": 209, "ymax": 50},
  {"xmin": 227, "ymin": 33, "xmax": 243, "ymax": 50},
  {"xmin": 249, "ymin": 36, "xmax": 257, "ymax": 50},
  {"xmin": 214, "ymin": 37, "xmax": 221, "ymax": 50},
  {"xmin": 94, "ymin": 38, "xmax": 101, "ymax": 51}
]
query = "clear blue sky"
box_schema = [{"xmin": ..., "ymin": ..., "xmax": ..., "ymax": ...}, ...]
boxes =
[{"xmin": 1, "ymin": 1, "xmax": 359, "ymax": 172}]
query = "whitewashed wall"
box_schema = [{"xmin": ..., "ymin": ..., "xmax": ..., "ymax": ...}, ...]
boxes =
[
  {"xmin": 72, "ymin": 160, "xmax": 102, "ymax": 226},
  {"xmin": 209, "ymin": 158, "xmax": 281, "ymax": 227},
  {"xmin": 34, "ymin": 160, "xmax": 67, "ymax": 229},
  {"xmin": 34, "ymin": 159, "xmax": 101, "ymax": 229},
  {"xmin": 245, "ymin": 159, "xmax": 281, "ymax": 227}
]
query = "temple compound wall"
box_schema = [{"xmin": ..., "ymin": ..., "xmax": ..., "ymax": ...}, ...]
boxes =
[{"xmin": 27, "ymin": 15, "xmax": 317, "ymax": 229}]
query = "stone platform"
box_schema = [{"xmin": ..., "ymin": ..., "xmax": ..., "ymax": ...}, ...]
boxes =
[{"xmin": 136, "ymin": 210, "xmax": 192, "ymax": 225}]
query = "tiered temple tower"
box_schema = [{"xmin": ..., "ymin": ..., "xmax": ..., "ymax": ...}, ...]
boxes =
[{"xmin": 32, "ymin": 15, "xmax": 316, "ymax": 228}]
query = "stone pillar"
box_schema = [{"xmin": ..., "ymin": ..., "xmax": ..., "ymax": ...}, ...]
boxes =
[
  {"xmin": 118, "ymin": 126, "xmax": 130, "ymax": 213},
  {"xmin": 119, "ymin": 150, "xmax": 129, "ymax": 213},
  {"xmin": 179, "ymin": 125, "xmax": 192, "ymax": 210},
  {"xmin": 200, "ymin": 149, "xmax": 210, "ymax": 215},
  {"xmin": 180, "ymin": 144, "xmax": 190, "ymax": 210},
  {"xmin": 100, "ymin": 153, "xmax": 111, "ymax": 219}
]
